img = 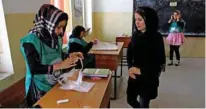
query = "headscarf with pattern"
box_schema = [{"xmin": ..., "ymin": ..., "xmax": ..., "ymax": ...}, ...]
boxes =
[{"xmin": 29, "ymin": 4, "xmax": 68, "ymax": 49}]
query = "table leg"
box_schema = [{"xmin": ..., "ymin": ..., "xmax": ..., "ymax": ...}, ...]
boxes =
[
  {"xmin": 120, "ymin": 56, "xmax": 123, "ymax": 77},
  {"xmin": 116, "ymin": 57, "xmax": 123, "ymax": 78},
  {"xmin": 111, "ymin": 70, "xmax": 117, "ymax": 100},
  {"xmin": 107, "ymin": 101, "xmax": 110, "ymax": 108}
]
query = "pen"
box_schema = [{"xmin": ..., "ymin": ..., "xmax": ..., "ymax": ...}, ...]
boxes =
[{"xmin": 57, "ymin": 99, "xmax": 69, "ymax": 104}]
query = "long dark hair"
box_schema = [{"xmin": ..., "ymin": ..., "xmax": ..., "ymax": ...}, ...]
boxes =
[
  {"xmin": 71, "ymin": 25, "xmax": 85, "ymax": 38},
  {"xmin": 135, "ymin": 6, "xmax": 159, "ymax": 32}
]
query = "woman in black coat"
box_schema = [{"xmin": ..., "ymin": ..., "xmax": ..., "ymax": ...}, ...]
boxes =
[{"xmin": 127, "ymin": 6, "xmax": 166, "ymax": 108}]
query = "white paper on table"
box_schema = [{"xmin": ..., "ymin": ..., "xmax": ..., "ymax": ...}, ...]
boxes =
[
  {"xmin": 58, "ymin": 68, "xmax": 76, "ymax": 85},
  {"xmin": 61, "ymin": 68, "xmax": 76, "ymax": 78},
  {"xmin": 73, "ymin": 81, "xmax": 95, "ymax": 92},
  {"xmin": 58, "ymin": 58, "xmax": 95, "ymax": 92},
  {"xmin": 74, "ymin": 58, "xmax": 83, "ymax": 85},
  {"xmin": 92, "ymin": 42, "xmax": 118, "ymax": 50},
  {"xmin": 60, "ymin": 81, "xmax": 95, "ymax": 92},
  {"xmin": 59, "ymin": 80, "xmax": 76, "ymax": 89}
]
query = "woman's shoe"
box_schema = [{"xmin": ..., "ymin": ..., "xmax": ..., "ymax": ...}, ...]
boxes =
[
  {"xmin": 175, "ymin": 61, "xmax": 180, "ymax": 66},
  {"xmin": 167, "ymin": 62, "xmax": 173, "ymax": 66}
]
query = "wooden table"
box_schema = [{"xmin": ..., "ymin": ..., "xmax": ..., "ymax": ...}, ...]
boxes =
[
  {"xmin": 89, "ymin": 42, "xmax": 124, "ymax": 100},
  {"xmin": 116, "ymin": 37, "xmax": 131, "ymax": 48},
  {"xmin": 35, "ymin": 71, "xmax": 112, "ymax": 108}
]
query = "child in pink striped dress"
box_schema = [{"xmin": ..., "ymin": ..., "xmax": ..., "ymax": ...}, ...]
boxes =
[{"xmin": 166, "ymin": 10, "xmax": 185, "ymax": 66}]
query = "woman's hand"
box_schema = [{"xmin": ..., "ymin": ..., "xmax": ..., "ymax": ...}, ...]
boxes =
[
  {"xmin": 161, "ymin": 64, "xmax": 166, "ymax": 72},
  {"xmin": 168, "ymin": 15, "xmax": 173, "ymax": 23},
  {"xmin": 170, "ymin": 15, "xmax": 173, "ymax": 20},
  {"xmin": 53, "ymin": 56, "xmax": 79, "ymax": 71},
  {"xmin": 92, "ymin": 38, "xmax": 99, "ymax": 44},
  {"xmin": 70, "ymin": 52, "xmax": 84, "ymax": 59},
  {"xmin": 176, "ymin": 15, "xmax": 180, "ymax": 21},
  {"xmin": 128, "ymin": 67, "xmax": 141, "ymax": 79}
]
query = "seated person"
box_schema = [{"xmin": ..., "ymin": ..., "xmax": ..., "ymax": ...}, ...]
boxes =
[
  {"xmin": 20, "ymin": 4, "xmax": 83, "ymax": 107},
  {"xmin": 67, "ymin": 25, "xmax": 97, "ymax": 68}
]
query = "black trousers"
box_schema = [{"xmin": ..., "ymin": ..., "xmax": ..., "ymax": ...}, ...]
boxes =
[
  {"xmin": 127, "ymin": 77, "xmax": 150, "ymax": 108},
  {"xmin": 169, "ymin": 45, "xmax": 180, "ymax": 61},
  {"xmin": 26, "ymin": 80, "xmax": 46, "ymax": 107},
  {"xmin": 127, "ymin": 94, "xmax": 150, "ymax": 108}
]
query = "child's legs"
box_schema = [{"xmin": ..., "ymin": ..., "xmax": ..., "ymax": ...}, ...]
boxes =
[
  {"xmin": 169, "ymin": 45, "xmax": 175, "ymax": 60},
  {"xmin": 174, "ymin": 45, "xmax": 180, "ymax": 61}
]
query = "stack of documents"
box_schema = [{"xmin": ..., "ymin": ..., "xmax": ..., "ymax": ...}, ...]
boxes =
[
  {"xmin": 83, "ymin": 69, "xmax": 110, "ymax": 77},
  {"xmin": 92, "ymin": 42, "xmax": 118, "ymax": 50}
]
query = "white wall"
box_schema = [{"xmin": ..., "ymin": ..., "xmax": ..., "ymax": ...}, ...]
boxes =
[
  {"xmin": 0, "ymin": 0, "xmax": 49, "ymax": 74},
  {"xmin": 2, "ymin": 0, "xmax": 133, "ymax": 13},
  {"xmin": 93, "ymin": 0, "xmax": 133, "ymax": 12},
  {"xmin": 2, "ymin": 0, "xmax": 50, "ymax": 14},
  {"xmin": 84, "ymin": 0, "xmax": 92, "ymax": 32},
  {"xmin": 0, "ymin": 0, "xmax": 13, "ymax": 73}
]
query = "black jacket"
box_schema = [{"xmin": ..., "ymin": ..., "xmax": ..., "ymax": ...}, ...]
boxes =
[
  {"xmin": 127, "ymin": 30, "xmax": 166, "ymax": 99},
  {"xmin": 127, "ymin": 31, "xmax": 165, "ymax": 75},
  {"xmin": 68, "ymin": 41, "xmax": 93, "ymax": 55},
  {"xmin": 68, "ymin": 37, "xmax": 95, "ymax": 68}
]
